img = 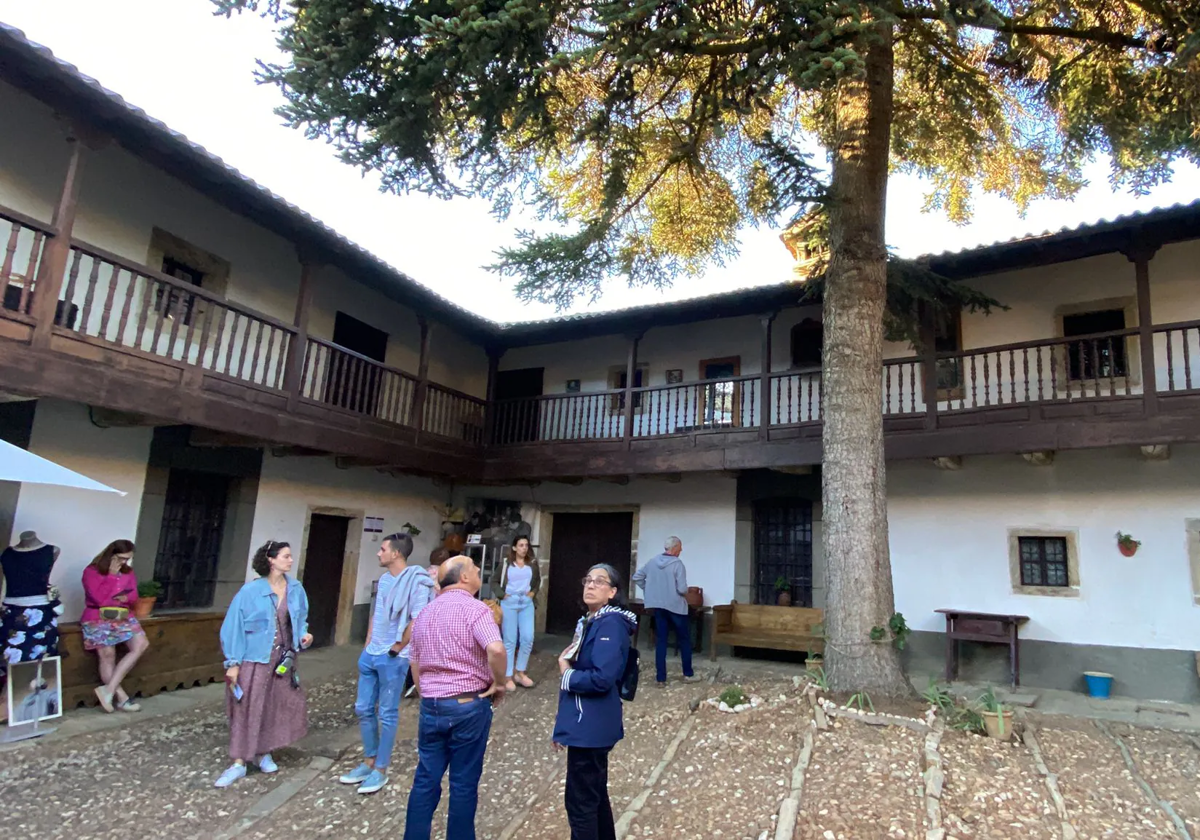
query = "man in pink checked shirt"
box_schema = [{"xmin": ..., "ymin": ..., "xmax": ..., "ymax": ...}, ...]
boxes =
[{"xmin": 404, "ymin": 555, "xmax": 507, "ymax": 840}]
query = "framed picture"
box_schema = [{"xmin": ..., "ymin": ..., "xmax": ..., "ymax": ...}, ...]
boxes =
[
  {"xmin": 566, "ymin": 379, "xmax": 581, "ymax": 393},
  {"xmin": 666, "ymin": 369, "xmax": 684, "ymax": 384},
  {"xmin": 7, "ymin": 657, "xmax": 62, "ymax": 725},
  {"xmin": 466, "ymin": 533, "xmax": 483, "ymax": 545}
]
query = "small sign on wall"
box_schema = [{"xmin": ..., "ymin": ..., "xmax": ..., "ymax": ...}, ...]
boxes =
[{"xmin": 364, "ymin": 517, "xmax": 384, "ymax": 534}]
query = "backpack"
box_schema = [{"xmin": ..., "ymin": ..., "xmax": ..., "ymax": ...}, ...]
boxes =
[{"xmin": 619, "ymin": 644, "xmax": 640, "ymax": 702}]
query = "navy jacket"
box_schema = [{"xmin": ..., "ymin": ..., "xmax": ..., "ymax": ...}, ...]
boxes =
[{"xmin": 553, "ymin": 606, "xmax": 638, "ymax": 749}]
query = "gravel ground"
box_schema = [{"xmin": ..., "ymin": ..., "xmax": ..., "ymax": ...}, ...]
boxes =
[
  {"xmin": 939, "ymin": 729, "xmax": 1059, "ymax": 839},
  {"xmin": 9, "ymin": 658, "xmax": 1200, "ymax": 840},
  {"xmin": 796, "ymin": 715, "xmax": 926, "ymax": 839}
]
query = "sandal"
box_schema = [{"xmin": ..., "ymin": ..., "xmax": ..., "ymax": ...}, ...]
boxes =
[
  {"xmin": 515, "ymin": 674, "xmax": 535, "ymax": 689},
  {"xmin": 94, "ymin": 686, "xmax": 115, "ymax": 713},
  {"xmin": 505, "ymin": 680, "xmax": 517, "ymax": 692},
  {"xmin": 116, "ymin": 699, "xmax": 142, "ymax": 712}
]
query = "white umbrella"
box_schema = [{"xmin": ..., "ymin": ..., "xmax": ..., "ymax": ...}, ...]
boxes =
[{"xmin": 0, "ymin": 438, "xmax": 125, "ymax": 495}]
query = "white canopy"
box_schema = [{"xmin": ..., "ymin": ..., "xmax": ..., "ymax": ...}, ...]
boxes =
[{"xmin": 0, "ymin": 438, "xmax": 125, "ymax": 495}]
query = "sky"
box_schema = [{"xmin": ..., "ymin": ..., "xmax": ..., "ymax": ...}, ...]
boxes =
[{"xmin": 2, "ymin": 0, "xmax": 1198, "ymax": 323}]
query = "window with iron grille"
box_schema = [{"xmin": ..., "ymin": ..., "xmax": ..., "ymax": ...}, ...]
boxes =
[
  {"xmin": 156, "ymin": 256, "xmax": 204, "ymax": 326},
  {"xmin": 152, "ymin": 469, "xmax": 230, "ymax": 608},
  {"xmin": 753, "ymin": 500, "xmax": 813, "ymax": 606},
  {"xmin": 1018, "ymin": 536, "xmax": 1069, "ymax": 587}
]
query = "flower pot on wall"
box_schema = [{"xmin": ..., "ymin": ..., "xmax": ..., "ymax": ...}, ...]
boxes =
[
  {"xmin": 685, "ymin": 587, "xmax": 704, "ymax": 608},
  {"xmin": 1118, "ymin": 542, "xmax": 1138, "ymax": 557},
  {"xmin": 777, "ymin": 591, "xmax": 792, "ymax": 607}
]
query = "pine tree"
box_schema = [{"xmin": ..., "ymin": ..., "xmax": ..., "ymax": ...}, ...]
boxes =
[{"xmin": 218, "ymin": 0, "xmax": 1199, "ymax": 693}]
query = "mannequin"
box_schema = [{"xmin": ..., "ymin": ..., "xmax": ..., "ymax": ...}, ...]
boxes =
[{"xmin": 1, "ymin": 529, "xmax": 63, "ymax": 686}]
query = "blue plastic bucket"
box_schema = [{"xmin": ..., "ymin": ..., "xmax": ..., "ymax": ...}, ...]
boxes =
[{"xmin": 1084, "ymin": 671, "xmax": 1114, "ymax": 698}]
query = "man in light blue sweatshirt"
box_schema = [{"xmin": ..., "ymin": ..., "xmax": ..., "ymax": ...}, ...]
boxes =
[{"xmin": 632, "ymin": 536, "xmax": 699, "ymax": 685}]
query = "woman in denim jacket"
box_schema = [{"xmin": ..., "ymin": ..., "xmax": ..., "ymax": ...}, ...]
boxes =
[{"xmin": 215, "ymin": 540, "xmax": 312, "ymax": 788}]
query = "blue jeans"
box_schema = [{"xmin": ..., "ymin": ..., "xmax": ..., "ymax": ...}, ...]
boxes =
[
  {"xmin": 654, "ymin": 609, "xmax": 693, "ymax": 683},
  {"xmin": 355, "ymin": 650, "xmax": 409, "ymax": 770},
  {"xmin": 501, "ymin": 594, "xmax": 535, "ymax": 676},
  {"xmin": 403, "ymin": 697, "xmax": 493, "ymax": 840}
]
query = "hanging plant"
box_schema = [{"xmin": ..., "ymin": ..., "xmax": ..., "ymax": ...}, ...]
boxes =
[
  {"xmin": 1116, "ymin": 531, "xmax": 1140, "ymax": 557},
  {"xmin": 402, "ymin": 522, "xmax": 421, "ymax": 536}
]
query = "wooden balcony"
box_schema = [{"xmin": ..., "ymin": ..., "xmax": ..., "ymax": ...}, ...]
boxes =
[{"xmin": 4, "ymin": 201, "xmax": 1200, "ymax": 483}]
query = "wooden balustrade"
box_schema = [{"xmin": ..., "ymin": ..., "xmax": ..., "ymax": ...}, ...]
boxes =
[
  {"xmin": 0, "ymin": 208, "xmax": 54, "ymax": 320},
  {"xmin": 423, "ymin": 383, "xmax": 487, "ymax": 444},
  {"xmin": 1155, "ymin": 320, "xmax": 1200, "ymax": 393},
  {"xmin": 767, "ymin": 370, "xmax": 822, "ymax": 425},
  {"xmin": 883, "ymin": 356, "xmax": 923, "ymax": 416},
  {"xmin": 59, "ymin": 242, "xmax": 295, "ymax": 389},
  {"xmin": 299, "ymin": 337, "xmax": 419, "ymax": 425},
  {"xmin": 631, "ymin": 375, "xmax": 760, "ymax": 436},
  {"xmin": 492, "ymin": 390, "xmax": 625, "ymax": 445}
]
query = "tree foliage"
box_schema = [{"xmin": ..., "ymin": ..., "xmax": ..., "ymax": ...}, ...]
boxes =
[{"xmin": 215, "ymin": 0, "xmax": 1198, "ymax": 314}]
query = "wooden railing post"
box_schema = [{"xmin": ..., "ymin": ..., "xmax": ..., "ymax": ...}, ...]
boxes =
[
  {"xmin": 30, "ymin": 137, "xmax": 86, "ymax": 348},
  {"xmin": 284, "ymin": 259, "xmax": 316, "ymax": 409},
  {"xmin": 484, "ymin": 347, "xmax": 501, "ymax": 445},
  {"xmin": 1125, "ymin": 243, "xmax": 1160, "ymax": 417},
  {"xmin": 622, "ymin": 331, "xmax": 642, "ymax": 446},
  {"xmin": 412, "ymin": 316, "xmax": 432, "ymax": 436},
  {"xmin": 759, "ymin": 312, "xmax": 776, "ymax": 439},
  {"xmin": 919, "ymin": 302, "xmax": 938, "ymax": 430}
]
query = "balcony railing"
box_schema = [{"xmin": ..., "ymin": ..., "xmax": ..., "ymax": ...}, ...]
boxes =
[
  {"xmin": 0, "ymin": 207, "xmax": 52, "ymax": 321},
  {"xmin": 300, "ymin": 337, "xmax": 419, "ymax": 426}
]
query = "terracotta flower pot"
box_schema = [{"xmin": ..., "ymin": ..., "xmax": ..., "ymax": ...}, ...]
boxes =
[
  {"xmin": 133, "ymin": 597, "xmax": 156, "ymax": 620},
  {"xmin": 1118, "ymin": 542, "xmax": 1138, "ymax": 557},
  {"xmin": 981, "ymin": 709, "xmax": 1014, "ymax": 739},
  {"xmin": 685, "ymin": 586, "xmax": 704, "ymax": 608},
  {"xmin": 805, "ymin": 658, "xmax": 823, "ymax": 674},
  {"xmin": 777, "ymin": 591, "xmax": 792, "ymax": 607}
]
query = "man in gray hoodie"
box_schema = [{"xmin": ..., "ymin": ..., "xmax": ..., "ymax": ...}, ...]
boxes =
[{"xmin": 632, "ymin": 536, "xmax": 698, "ymax": 685}]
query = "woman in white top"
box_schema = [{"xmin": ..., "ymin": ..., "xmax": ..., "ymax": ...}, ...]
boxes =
[{"xmin": 496, "ymin": 536, "xmax": 541, "ymax": 691}]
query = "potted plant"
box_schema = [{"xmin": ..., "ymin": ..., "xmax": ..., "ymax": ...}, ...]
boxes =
[
  {"xmin": 978, "ymin": 687, "xmax": 1014, "ymax": 740},
  {"xmin": 805, "ymin": 647, "xmax": 824, "ymax": 674},
  {"xmin": 774, "ymin": 576, "xmax": 792, "ymax": 606},
  {"xmin": 1116, "ymin": 531, "xmax": 1141, "ymax": 557},
  {"xmin": 134, "ymin": 580, "xmax": 163, "ymax": 619}
]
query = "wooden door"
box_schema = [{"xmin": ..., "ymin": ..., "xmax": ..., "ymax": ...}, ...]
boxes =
[
  {"xmin": 546, "ymin": 512, "xmax": 634, "ymax": 633},
  {"xmin": 494, "ymin": 366, "xmax": 545, "ymax": 443},
  {"xmin": 302, "ymin": 513, "xmax": 349, "ymax": 648}
]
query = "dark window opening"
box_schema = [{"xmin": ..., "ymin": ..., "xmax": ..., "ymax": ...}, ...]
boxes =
[
  {"xmin": 1063, "ymin": 309, "xmax": 1127, "ymax": 380},
  {"xmin": 790, "ymin": 319, "xmax": 822, "ymax": 369},
  {"xmin": 1018, "ymin": 536, "xmax": 1069, "ymax": 587},
  {"xmin": 934, "ymin": 307, "xmax": 963, "ymax": 391},
  {"xmin": 753, "ymin": 500, "xmax": 813, "ymax": 606},
  {"xmin": 152, "ymin": 469, "xmax": 230, "ymax": 608},
  {"xmin": 157, "ymin": 256, "xmax": 205, "ymax": 326},
  {"xmin": 611, "ymin": 366, "xmax": 646, "ymax": 411}
]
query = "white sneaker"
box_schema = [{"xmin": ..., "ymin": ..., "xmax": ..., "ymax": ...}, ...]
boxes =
[{"xmin": 215, "ymin": 763, "xmax": 247, "ymax": 788}]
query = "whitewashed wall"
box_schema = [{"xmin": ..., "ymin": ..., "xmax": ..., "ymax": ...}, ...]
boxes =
[
  {"xmin": 248, "ymin": 455, "xmax": 449, "ymax": 606},
  {"xmin": 456, "ymin": 473, "xmax": 739, "ymax": 607},
  {"xmin": 8, "ymin": 399, "xmax": 152, "ymax": 622},
  {"xmin": 889, "ymin": 445, "xmax": 1200, "ymax": 651}
]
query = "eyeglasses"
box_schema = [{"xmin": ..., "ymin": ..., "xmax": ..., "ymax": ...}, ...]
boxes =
[{"xmin": 581, "ymin": 576, "xmax": 613, "ymax": 588}]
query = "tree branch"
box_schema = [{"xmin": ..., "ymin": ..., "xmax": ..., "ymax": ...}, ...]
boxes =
[{"xmin": 897, "ymin": 8, "xmax": 1176, "ymax": 53}]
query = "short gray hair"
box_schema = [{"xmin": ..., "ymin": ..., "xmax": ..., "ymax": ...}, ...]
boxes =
[{"xmin": 664, "ymin": 536, "xmax": 682, "ymax": 552}]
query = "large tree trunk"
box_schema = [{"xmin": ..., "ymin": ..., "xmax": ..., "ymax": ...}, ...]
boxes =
[{"xmin": 821, "ymin": 23, "xmax": 908, "ymax": 695}]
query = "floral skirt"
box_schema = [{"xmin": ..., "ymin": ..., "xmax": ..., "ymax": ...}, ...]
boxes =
[
  {"xmin": 1, "ymin": 599, "xmax": 61, "ymax": 678},
  {"xmin": 81, "ymin": 617, "xmax": 145, "ymax": 651}
]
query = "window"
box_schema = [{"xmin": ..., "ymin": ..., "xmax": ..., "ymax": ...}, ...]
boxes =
[
  {"xmin": 1018, "ymin": 536, "xmax": 1069, "ymax": 587},
  {"xmin": 157, "ymin": 256, "xmax": 205, "ymax": 325},
  {"xmin": 609, "ymin": 364, "xmax": 647, "ymax": 411},
  {"xmin": 790, "ymin": 319, "xmax": 822, "ymax": 369},
  {"xmin": 1062, "ymin": 309, "xmax": 1127, "ymax": 380},
  {"xmin": 1008, "ymin": 529, "xmax": 1079, "ymax": 596},
  {"xmin": 934, "ymin": 307, "xmax": 963, "ymax": 392}
]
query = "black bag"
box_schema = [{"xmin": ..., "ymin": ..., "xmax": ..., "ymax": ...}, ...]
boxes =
[{"xmin": 619, "ymin": 646, "xmax": 640, "ymax": 702}]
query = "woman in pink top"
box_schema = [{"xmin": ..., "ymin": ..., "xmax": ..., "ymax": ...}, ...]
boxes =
[{"xmin": 81, "ymin": 539, "xmax": 150, "ymax": 713}]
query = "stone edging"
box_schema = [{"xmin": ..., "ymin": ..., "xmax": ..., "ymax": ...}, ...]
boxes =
[
  {"xmin": 1022, "ymin": 725, "xmax": 1078, "ymax": 840},
  {"xmin": 1095, "ymin": 720, "xmax": 1193, "ymax": 840},
  {"xmin": 614, "ymin": 715, "xmax": 697, "ymax": 839},
  {"xmin": 921, "ymin": 720, "xmax": 947, "ymax": 840}
]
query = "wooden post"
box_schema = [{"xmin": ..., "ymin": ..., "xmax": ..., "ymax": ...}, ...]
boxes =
[
  {"xmin": 1128, "ymin": 244, "xmax": 1159, "ymax": 417},
  {"xmin": 919, "ymin": 302, "xmax": 938, "ymax": 430},
  {"xmin": 759, "ymin": 312, "xmax": 776, "ymax": 440},
  {"xmin": 30, "ymin": 137, "xmax": 86, "ymax": 348},
  {"xmin": 622, "ymin": 332, "xmax": 641, "ymax": 446},
  {"xmin": 484, "ymin": 347, "xmax": 501, "ymax": 445},
  {"xmin": 284, "ymin": 259, "xmax": 316, "ymax": 410},
  {"xmin": 412, "ymin": 316, "xmax": 432, "ymax": 437}
]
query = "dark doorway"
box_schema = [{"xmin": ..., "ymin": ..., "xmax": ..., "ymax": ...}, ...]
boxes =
[
  {"xmin": 152, "ymin": 469, "xmax": 231, "ymax": 608},
  {"xmin": 494, "ymin": 366, "xmax": 545, "ymax": 444},
  {"xmin": 546, "ymin": 512, "xmax": 633, "ymax": 633},
  {"xmin": 753, "ymin": 499, "xmax": 813, "ymax": 607},
  {"xmin": 303, "ymin": 513, "xmax": 350, "ymax": 648},
  {"xmin": 325, "ymin": 311, "xmax": 389, "ymax": 415}
]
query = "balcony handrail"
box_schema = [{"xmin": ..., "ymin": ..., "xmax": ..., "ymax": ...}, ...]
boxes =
[
  {"xmin": 305, "ymin": 335, "xmax": 419, "ymax": 382},
  {"xmin": 1151, "ymin": 318, "xmax": 1200, "ymax": 333},
  {"xmin": 935, "ymin": 327, "xmax": 1139, "ymax": 360},
  {"xmin": 632, "ymin": 372, "xmax": 763, "ymax": 393},
  {"xmin": 0, "ymin": 204, "xmax": 58, "ymax": 238},
  {"xmin": 426, "ymin": 380, "xmax": 487, "ymax": 406},
  {"xmin": 494, "ymin": 386, "xmax": 628, "ymax": 402},
  {"xmin": 67, "ymin": 239, "xmax": 298, "ymax": 336}
]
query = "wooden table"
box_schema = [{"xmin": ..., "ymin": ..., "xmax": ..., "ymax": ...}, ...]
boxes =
[
  {"xmin": 936, "ymin": 609, "xmax": 1030, "ymax": 687},
  {"xmin": 628, "ymin": 601, "xmax": 704, "ymax": 653}
]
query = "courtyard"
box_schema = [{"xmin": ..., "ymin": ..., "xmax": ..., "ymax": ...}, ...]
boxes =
[{"xmin": 4, "ymin": 648, "xmax": 1200, "ymax": 840}]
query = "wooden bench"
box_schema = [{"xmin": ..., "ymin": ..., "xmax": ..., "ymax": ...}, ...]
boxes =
[{"xmin": 710, "ymin": 603, "xmax": 824, "ymax": 660}]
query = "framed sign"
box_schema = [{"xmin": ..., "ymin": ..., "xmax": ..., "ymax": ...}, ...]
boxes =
[
  {"xmin": 466, "ymin": 533, "xmax": 483, "ymax": 545},
  {"xmin": 7, "ymin": 657, "xmax": 62, "ymax": 725}
]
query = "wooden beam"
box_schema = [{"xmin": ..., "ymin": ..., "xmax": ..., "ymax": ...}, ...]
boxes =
[
  {"xmin": 622, "ymin": 332, "xmax": 641, "ymax": 446},
  {"xmin": 1127, "ymin": 244, "xmax": 1160, "ymax": 417},
  {"xmin": 759, "ymin": 313, "xmax": 775, "ymax": 440},
  {"xmin": 412, "ymin": 316, "xmax": 432, "ymax": 437},
  {"xmin": 30, "ymin": 137, "xmax": 85, "ymax": 348},
  {"xmin": 484, "ymin": 347, "xmax": 501, "ymax": 445},
  {"xmin": 284, "ymin": 259, "xmax": 317, "ymax": 411},
  {"xmin": 919, "ymin": 302, "xmax": 938, "ymax": 431},
  {"xmin": 188, "ymin": 428, "xmax": 270, "ymax": 448},
  {"xmin": 88, "ymin": 407, "xmax": 168, "ymax": 428}
]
